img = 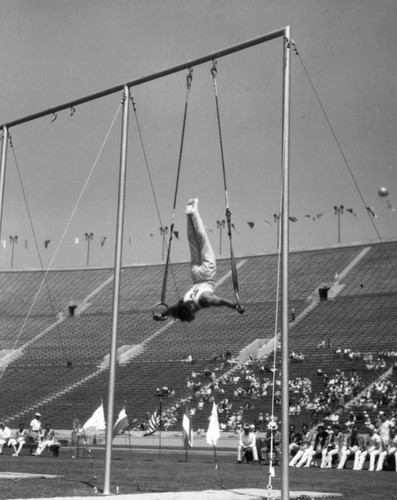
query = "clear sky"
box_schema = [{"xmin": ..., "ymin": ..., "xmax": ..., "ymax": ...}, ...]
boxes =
[{"xmin": 0, "ymin": 0, "xmax": 396, "ymax": 270}]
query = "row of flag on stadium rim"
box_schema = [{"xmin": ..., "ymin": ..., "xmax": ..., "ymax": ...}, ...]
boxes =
[
  {"xmin": 81, "ymin": 401, "xmax": 221, "ymax": 449},
  {"xmin": 0, "ymin": 236, "xmax": 111, "ymax": 250},
  {"xmin": 2, "ymin": 200, "xmax": 395, "ymax": 251},
  {"xmin": 3, "ymin": 202, "xmax": 393, "ymax": 250}
]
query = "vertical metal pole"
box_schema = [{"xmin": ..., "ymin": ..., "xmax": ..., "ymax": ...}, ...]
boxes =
[
  {"xmin": 277, "ymin": 215, "xmax": 280, "ymax": 250},
  {"xmin": 158, "ymin": 397, "xmax": 162, "ymax": 460},
  {"xmin": 0, "ymin": 126, "xmax": 8, "ymax": 240},
  {"xmin": 85, "ymin": 232, "xmax": 93, "ymax": 266},
  {"xmin": 11, "ymin": 238, "xmax": 15, "ymax": 268},
  {"xmin": 217, "ymin": 220, "xmax": 225, "ymax": 255},
  {"xmin": 103, "ymin": 86, "xmax": 130, "ymax": 496},
  {"xmin": 280, "ymin": 26, "xmax": 291, "ymax": 500}
]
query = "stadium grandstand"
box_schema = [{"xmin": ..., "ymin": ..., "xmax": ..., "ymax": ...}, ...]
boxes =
[{"xmin": 0, "ymin": 238, "xmax": 396, "ymax": 436}]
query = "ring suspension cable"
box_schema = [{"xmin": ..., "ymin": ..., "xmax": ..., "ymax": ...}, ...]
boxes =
[
  {"xmin": 129, "ymin": 94, "xmax": 180, "ymax": 300},
  {"xmin": 0, "ymin": 101, "xmax": 122, "ymax": 381},
  {"xmin": 210, "ymin": 61, "xmax": 242, "ymax": 310},
  {"xmin": 154, "ymin": 68, "xmax": 194, "ymax": 315}
]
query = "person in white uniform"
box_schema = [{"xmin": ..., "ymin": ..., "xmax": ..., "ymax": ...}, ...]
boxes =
[{"xmin": 154, "ymin": 199, "xmax": 244, "ymax": 322}]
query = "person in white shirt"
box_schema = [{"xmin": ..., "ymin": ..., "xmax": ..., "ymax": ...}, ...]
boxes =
[
  {"xmin": 29, "ymin": 412, "xmax": 42, "ymax": 443},
  {"xmin": 33, "ymin": 423, "xmax": 55, "ymax": 456},
  {"xmin": 377, "ymin": 411, "xmax": 393, "ymax": 450},
  {"xmin": 8, "ymin": 423, "xmax": 29, "ymax": 456},
  {"xmin": 0, "ymin": 422, "xmax": 12, "ymax": 454},
  {"xmin": 376, "ymin": 425, "xmax": 397, "ymax": 471},
  {"xmin": 289, "ymin": 424, "xmax": 314, "ymax": 467},
  {"xmin": 237, "ymin": 423, "xmax": 258, "ymax": 463},
  {"xmin": 356, "ymin": 425, "xmax": 381, "ymax": 471}
]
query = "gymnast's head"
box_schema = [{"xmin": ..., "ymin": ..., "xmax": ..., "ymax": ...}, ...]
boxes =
[{"xmin": 168, "ymin": 299, "xmax": 196, "ymax": 322}]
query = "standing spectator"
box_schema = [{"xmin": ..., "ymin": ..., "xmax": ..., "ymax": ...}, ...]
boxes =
[
  {"xmin": 33, "ymin": 423, "xmax": 55, "ymax": 456},
  {"xmin": 237, "ymin": 423, "xmax": 258, "ymax": 463},
  {"xmin": 29, "ymin": 412, "xmax": 42, "ymax": 443},
  {"xmin": 0, "ymin": 422, "xmax": 12, "ymax": 454},
  {"xmin": 8, "ymin": 423, "xmax": 29, "ymax": 456}
]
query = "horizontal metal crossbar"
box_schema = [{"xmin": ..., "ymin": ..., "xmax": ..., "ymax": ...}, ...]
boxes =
[{"xmin": 0, "ymin": 27, "xmax": 287, "ymax": 130}]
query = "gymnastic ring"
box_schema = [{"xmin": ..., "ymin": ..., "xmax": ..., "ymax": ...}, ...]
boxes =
[{"xmin": 153, "ymin": 302, "xmax": 169, "ymax": 321}]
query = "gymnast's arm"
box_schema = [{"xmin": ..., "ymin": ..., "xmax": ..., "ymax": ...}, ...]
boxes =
[{"xmin": 199, "ymin": 292, "xmax": 245, "ymax": 313}]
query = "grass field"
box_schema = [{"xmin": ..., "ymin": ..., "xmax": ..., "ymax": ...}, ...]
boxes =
[{"xmin": 0, "ymin": 447, "xmax": 394, "ymax": 500}]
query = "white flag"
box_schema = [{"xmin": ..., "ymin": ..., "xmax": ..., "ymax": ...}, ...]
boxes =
[
  {"xmin": 182, "ymin": 411, "xmax": 193, "ymax": 448},
  {"xmin": 112, "ymin": 407, "xmax": 129, "ymax": 439},
  {"xmin": 82, "ymin": 403, "xmax": 106, "ymax": 433},
  {"xmin": 206, "ymin": 402, "xmax": 220, "ymax": 447}
]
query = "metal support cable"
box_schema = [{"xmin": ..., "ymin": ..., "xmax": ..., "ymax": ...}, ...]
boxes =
[
  {"xmin": 155, "ymin": 69, "xmax": 193, "ymax": 311},
  {"xmin": 0, "ymin": 101, "xmax": 122, "ymax": 381},
  {"xmin": 129, "ymin": 94, "xmax": 180, "ymax": 300},
  {"xmin": 210, "ymin": 61, "xmax": 242, "ymax": 309}
]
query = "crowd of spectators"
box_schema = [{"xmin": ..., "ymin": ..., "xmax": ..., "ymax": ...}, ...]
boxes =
[
  {"xmin": 288, "ymin": 411, "xmax": 397, "ymax": 471},
  {"xmin": 333, "ymin": 346, "xmax": 397, "ymax": 372},
  {"xmin": 128, "ymin": 342, "xmax": 397, "ymax": 438},
  {"xmin": 0, "ymin": 412, "xmax": 59, "ymax": 457}
]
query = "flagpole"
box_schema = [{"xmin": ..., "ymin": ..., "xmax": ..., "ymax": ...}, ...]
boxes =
[
  {"xmin": 128, "ymin": 429, "xmax": 132, "ymax": 455},
  {"xmin": 103, "ymin": 86, "xmax": 130, "ymax": 496},
  {"xmin": 158, "ymin": 397, "xmax": 162, "ymax": 460},
  {"xmin": 183, "ymin": 404, "xmax": 191, "ymax": 462},
  {"xmin": 212, "ymin": 443, "xmax": 217, "ymax": 466},
  {"xmin": 81, "ymin": 428, "xmax": 98, "ymax": 492}
]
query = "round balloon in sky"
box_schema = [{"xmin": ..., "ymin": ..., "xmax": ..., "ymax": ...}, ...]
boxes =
[{"xmin": 378, "ymin": 186, "xmax": 389, "ymax": 198}]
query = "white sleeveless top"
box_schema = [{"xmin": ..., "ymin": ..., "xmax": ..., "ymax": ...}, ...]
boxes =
[{"xmin": 183, "ymin": 282, "xmax": 214, "ymax": 309}]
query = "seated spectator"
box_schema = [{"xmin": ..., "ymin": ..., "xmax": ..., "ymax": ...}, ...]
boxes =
[
  {"xmin": 310, "ymin": 425, "xmax": 330, "ymax": 468},
  {"xmin": 377, "ymin": 411, "xmax": 393, "ymax": 450},
  {"xmin": 237, "ymin": 423, "xmax": 258, "ymax": 464},
  {"xmin": 8, "ymin": 423, "xmax": 29, "ymax": 456},
  {"xmin": 289, "ymin": 424, "xmax": 315, "ymax": 467},
  {"xmin": 33, "ymin": 423, "xmax": 55, "ymax": 456},
  {"xmin": 297, "ymin": 424, "xmax": 329, "ymax": 468},
  {"xmin": 338, "ymin": 426, "xmax": 362, "ymax": 469},
  {"xmin": 260, "ymin": 421, "xmax": 281, "ymax": 465},
  {"xmin": 376, "ymin": 426, "xmax": 397, "ymax": 471},
  {"xmin": 355, "ymin": 425, "xmax": 381, "ymax": 471},
  {"xmin": 0, "ymin": 422, "xmax": 11, "ymax": 454},
  {"xmin": 289, "ymin": 424, "xmax": 300, "ymax": 458},
  {"xmin": 323, "ymin": 423, "xmax": 344, "ymax": 468}
]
